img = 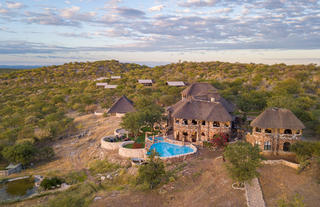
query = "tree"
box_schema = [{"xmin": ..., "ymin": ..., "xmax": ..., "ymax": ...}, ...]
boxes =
[
  {"xmin": 136, "ymin": 150, "xmax": 166, "ymax": 189},
  {"xmin": 121, "ymin": 112, "xmax": 144, "ymax": 139},
  {"xmin": 1, "ymin": 142, "xmax": 37, "ymax": 165},
  {"xmin": 141, "ymin": 104, "xmax": 164, "ymax": 130},
  {"xmin": 224, "ymin": 142, "xmax": 261, "ymax": 185}
]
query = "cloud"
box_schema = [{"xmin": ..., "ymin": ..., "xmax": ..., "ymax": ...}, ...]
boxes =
[
  {"xmin": 179, "ymin": 0, "xmax": 217, "ymax": 7},
  {"xmin": 115, "ymin": 7, "xmax": 145, "ymax": 18},
  {"xmin": 60, "ymin": 6, "xmax": 80, "ymax": 18},
  {"xmin": 6, "ymin": 1, "xmax": 24, "ymax": 9},
  {"xmin": 149, "ymin": 5, "xmax": 165, "ymax": 12}
]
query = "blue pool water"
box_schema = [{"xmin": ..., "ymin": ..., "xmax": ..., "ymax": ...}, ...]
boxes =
[{"xmin": 148, "ymin": 142, "xmax": 194, "ymax": 157}]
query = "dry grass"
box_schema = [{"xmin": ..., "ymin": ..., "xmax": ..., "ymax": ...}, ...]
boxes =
[{"xmin": 259, "ymin": 164, "xmax": 320, "ymax": 207}]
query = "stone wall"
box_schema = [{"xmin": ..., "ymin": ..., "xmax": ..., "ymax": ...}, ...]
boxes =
[
  {"xmin": 261, "ymin": 159, "xmax": 300, "ymax": 169},
  {"xmin": 118, "ymin": 141, "xmax": 147, "ymax": 159},
  {"xmin": 100, "ymin": 137, "xmax": 125, "ymax": 150},
  {"xmin": 246, "ymin": 130, "xmax": 301, "ymax": 154},
  {"xmin": 173, "ymin": 118, "xmax": 231, "ymax": 145}
]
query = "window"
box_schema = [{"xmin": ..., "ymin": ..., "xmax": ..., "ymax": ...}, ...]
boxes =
[
  {"xmin": 213, "ymin": 121, "xmax": 220, "ymax": 127},
  {"xmin": 201, "ymin": 132, "xmax": 205, "ymax": 136},
  {"xmin": 283, "ymin": 142, "xmax": 291, "ymax": 152},
  {"xmin": 183, "ymin": 132, "xmax": 188, "ymax": 136},
  {"xmin": 175, "ymin": 119, "xmax": 179, "ymax": 124},
  {"xmin": 265, "ymin": 129, "xmax": 272, "ymax": 133},
  {"xmin": 296, "ymin": 130, "xmax": 301, "ymax": 134},
  {"xmin": 225, "ymin": 123, "xmax": 229, "ymax": 127},
  {"xmin": 264, "ymin": 141, "xmax": 271, "ymax": 150},
  {"xmin": 202, "ymin": 121, "xmax": 206, "ymax": 126},
  {"xmin": 191, "ymin": 120, "xmax": 197, "ymax": 125},
  {"xmin": 255, "ymin": 127, "xmax": 261, "ymax": 133},
  {"xmin": 183, "ymin": 119, "xmax": 188, "ymax": 125},
  {"xmin": 284, "ymin": 129, "xmax": 292, "ymax": 134}
]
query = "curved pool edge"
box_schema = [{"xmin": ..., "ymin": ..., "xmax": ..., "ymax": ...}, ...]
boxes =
[
  {"xmin": 147, "ymin": 137, "xmax": 198, "ymax": 160},
  {"xmin": 157, "ymin": 144, "xmax": 197, "ymax": 160}
]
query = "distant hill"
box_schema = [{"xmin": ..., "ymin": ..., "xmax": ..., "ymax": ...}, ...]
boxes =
[
  {"xmin": 0, "ymin": 65, "xmax": 43, "ymax": 69},
  {"xmin": 0, "ymin": 59, "xmax": 319, "ymax": 151}
]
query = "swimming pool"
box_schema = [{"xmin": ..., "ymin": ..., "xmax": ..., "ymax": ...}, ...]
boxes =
[{"xmin": 148, "ymin": 142, "xmax": 194, "ymax": 157}]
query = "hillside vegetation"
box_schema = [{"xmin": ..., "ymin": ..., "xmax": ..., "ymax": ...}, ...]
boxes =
[{"xmin": 0, "ymin": 60, "xmax": 319, "ymax": 164}]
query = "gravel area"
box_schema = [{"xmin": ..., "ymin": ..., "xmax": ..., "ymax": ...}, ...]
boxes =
[{"xmin": 245, "ymin": 178, "xmax": 266, "ymax": 207}]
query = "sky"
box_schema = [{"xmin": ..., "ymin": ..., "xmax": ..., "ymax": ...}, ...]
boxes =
[{"xmin": 0, "ymin": 0, "xmax": 319, "ymax": 66}]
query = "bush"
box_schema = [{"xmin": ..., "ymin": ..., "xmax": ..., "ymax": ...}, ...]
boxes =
[
  {"xmin": 209, "ymin": 133, "xmax": 229, "ymax": 148},
  {"xmin": 40, "ymin": 177, "xmax": 65, "ymax": 190},
  {"xmin": 224, "ymin": 142, "xmax": 261, "ymax": 184},
  {"xmin": 136, "ymin": 151, "xmax": 165, "ymax": 189},
  {"xmin": 1, "ymin": 142, "xmax": 37, "ymax": 165}
]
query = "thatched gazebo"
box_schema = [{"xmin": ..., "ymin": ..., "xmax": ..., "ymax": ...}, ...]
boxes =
[
  {"xmin": 107, "ymin": 95, "xmax": 135, "ymax": 117},
  {"xmin": 246, "ymin": 107, "xmax": 305, "ymax": 154}
]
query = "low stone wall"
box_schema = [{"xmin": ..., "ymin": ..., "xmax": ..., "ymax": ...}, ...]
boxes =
[
  {"xmin": 262, "ymin": 159, "xmax": 300, "ymax": 169},
  {"xmin": 100, "ymin": 137, "xmax": 125, "ymax": 150},
  {"xmin": 114, "ymin": 128, "xmax": 128, "ymax": 137},
  {"xmin": 118, "ymin": 141, "xmax": 147, "ymax": 159}
]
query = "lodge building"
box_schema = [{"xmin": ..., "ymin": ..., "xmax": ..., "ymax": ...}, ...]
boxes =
[
  {"xmin": 246, "ymin": 107, "xmax": 305, "ymax": 154},
  {"xmin": 168, "ymin": 83, "xmax": 235, "ymax": 145}
]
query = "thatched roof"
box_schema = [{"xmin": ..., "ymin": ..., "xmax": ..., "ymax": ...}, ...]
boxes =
[
  {"xmin": 171, "ymin": 99, "xmax": 232, "ymax": 122},
  {"xmin": 181, "ymin": 83, "xmax": 218, "ymax": 98},
  {"xmin": 250, "ymin": 108, "xmax": 305, "ymax": 129},
  {"xmin": 166, "ymin": 81, "xmax": 185, "ymax": 86},
  {"xmin": 194, "ymin": 92, "xmax": 235, "ymax": 113},
  {"xmin": 138, "ymin": 79, "xmax": 153, "ymax": 84},
  {"xmin": 108, "ymin": 95, "xmax": 135, "ymax": 114}
]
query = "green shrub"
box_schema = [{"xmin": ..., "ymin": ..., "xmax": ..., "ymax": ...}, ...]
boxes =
[
  {"xmin": 224, "ymin": 142, "xmax": 262, "ymax": 184},
  {"xmin": 40, "ymin": 177, "xmax": 65, "ymax": 190},
  {"xmin": 136, "ymin": 151, "xmax": 165, "ymax": 189},
  {"xmin": 1, "ymin": 142, "xmax": 37, "ymax": 165}
]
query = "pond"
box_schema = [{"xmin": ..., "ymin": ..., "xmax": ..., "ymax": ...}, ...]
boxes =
[{"xmin": 0, "ymin": 176, "xmax": 37, "ymax": 201}]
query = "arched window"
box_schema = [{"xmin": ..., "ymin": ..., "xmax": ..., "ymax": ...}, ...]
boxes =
[
  {"xmin": 191, "ymin": 120, "xmax": 197, "ymax": 125},
  {"xmin": 176, "ymin": 132, "xmax": 180, "ymax": 140},
  {"xmin": 183, "ymin": 132, "xmax": 188, "ymax": 136},
  {"xmin": 255, "ymin": 127, "xmax": 261, "ymax": 132},
  {"xmin": 283, "ymin": 142, "xmax": 291, "ymax": 152},
  {"xmin": 201, "ymin": 132, "xmax": 205, "ymax": 136},
  {"xmin": 191, "ymin": 132, "xmax": 197, "ymax": 142},
  {"xmin": 265, "ymin": 129, "xmax": 272, "ymax": 133},
  {"xmin": 284, "ymin": 129, "xmax": 292, "ymax": 134},
  {"xmin": 225, "ymin": 123, "xmax": 230, "ymax": 127},
  {"xmin": 213, "ymin": 121, "xmax": 220, "ymax": 127},
  {"xmin": 175, "ymin": 119, "xmax": 179, "ymax": 124},
  {"xmin": 264, "ymin": 141, "xmax": 271, "ymax": 150},
  {"xmin": 183, "ymin": 119, "xmax": 188, "ymax": 125},
  {"xmin": 296, "ymin": 130, "xmax": 301, "ymax": 134},
  {"xmin": 202, "ymin": 121, "xmax": 206, "ymax": 126}
]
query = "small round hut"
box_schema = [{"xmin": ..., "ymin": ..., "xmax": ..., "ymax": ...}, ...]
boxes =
[{"xmin": 246, "ymin": 107, "xmax": 305, "ymax": 154}]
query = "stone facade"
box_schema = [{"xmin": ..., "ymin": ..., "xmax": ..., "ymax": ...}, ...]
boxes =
[
  {"xmin": 246, "ymin": 127, "xmax": 302, "ymax": 154},
  {"xmin": 173, "ymin": 118, "xmax": 231, "ymax": 145}
]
